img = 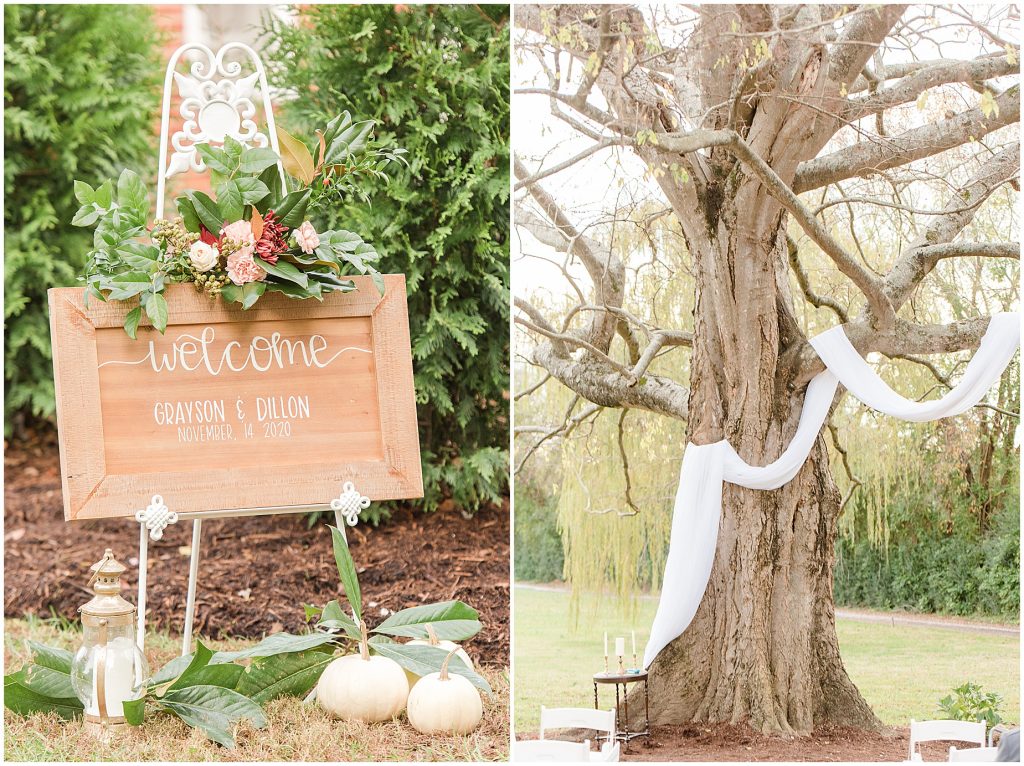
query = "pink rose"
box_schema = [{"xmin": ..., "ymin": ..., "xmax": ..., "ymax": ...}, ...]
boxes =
[
  {"xmin": 293, "ymin": 220, "xmax": 320, "ymax": 255},
  {"xmin": 220, "ymin": 220, "xmax": 256, "ymax": 248},
  {"xmin": 226, "ymin": 250, "xmax": 266, "ymax": 285}
]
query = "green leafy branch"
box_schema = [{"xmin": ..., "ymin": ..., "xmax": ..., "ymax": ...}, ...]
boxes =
[{"xmin": 312, "ymin": 525, "xmax": 491, "ymax": 693}]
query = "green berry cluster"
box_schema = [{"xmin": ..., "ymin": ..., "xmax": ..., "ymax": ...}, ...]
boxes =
[
  {"xmin": 194, "ymin": 269, "xmax": 232, "ymax": 297},
  {"xmin": 151, "ymin": 218, "xmax": 197, "ymax": 260}
]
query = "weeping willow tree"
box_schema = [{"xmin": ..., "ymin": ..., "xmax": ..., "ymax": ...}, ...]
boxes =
[{"xmin": 513, "ymin": 3, "xmax": 1019, "ymax": 735}]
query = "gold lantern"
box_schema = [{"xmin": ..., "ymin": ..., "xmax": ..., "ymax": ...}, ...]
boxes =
[{"xmin": 70, "ymin": 549, "xmax": 149, "ymax": 736}]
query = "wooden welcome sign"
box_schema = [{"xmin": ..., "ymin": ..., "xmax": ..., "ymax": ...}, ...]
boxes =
[{"xmin": 49, "ymin": 275, "xmax": 422, "ymax": 520}]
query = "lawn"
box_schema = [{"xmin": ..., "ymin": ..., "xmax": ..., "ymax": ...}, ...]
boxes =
[
  {"xmin": 4, "ymin": 618, "xmax": 509, "ymax": 762},
  {"xmin": 512, "ymin": 585, "xmax": 1019, "ymax": 734}
]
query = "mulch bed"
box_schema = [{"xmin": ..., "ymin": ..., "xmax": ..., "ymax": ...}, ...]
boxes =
[
  {"xmin": 524, "ymin": 723, "xmax": 983, "ymax": 762},
  {"xmin": 4, "ymin": 429, "xmax": 509, "ymax": 667}
]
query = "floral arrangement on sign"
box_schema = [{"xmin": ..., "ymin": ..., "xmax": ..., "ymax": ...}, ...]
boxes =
[
  {"xmin": 4, "ymin": 527, "xmax": 488, "ymax": 747},
  {"xmin": 71, "ymin": 113, "xmax": 405, "ymax": 337}
]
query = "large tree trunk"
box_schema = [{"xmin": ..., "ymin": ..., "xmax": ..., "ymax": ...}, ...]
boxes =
[{"xmin": 628, "ymin": 178, "xmax": 882, "ymax": 735}]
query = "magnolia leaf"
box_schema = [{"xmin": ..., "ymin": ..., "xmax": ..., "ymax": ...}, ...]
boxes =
[
  {"xmin": 273, "ymin": 189, "xmax": 311, "ymax": 228},
  {"xmin": 212, "ymin": 632, "xmax": 338, "ymax": 663},
  {"xmin": 233, "ymin": 648, "xmax": 334, "ymax": 704},
  {"xmin": 276, "ymin": 125, "xmax": 316, "ymax": 185},
  {"xmin": 187, "ymin": 191, "xmax": 225, "ymax": 234},
  {"xmin": 238, "ymin": 147, "xmax": 281, "ymax": 175},
  {"xmin": 233, "ymin": 176, "xmax": 271, "ymax": 205},
  {"xmin": 20, "ymin": 643, "xmax": 77, "ymax": 700},
  {"xmin": 216, "ymin": 181, "xmax": 244, "ymax": 222},
  {"xmin": 123, "ymin": 697, "xmax": 146, "ymax": 726},
  {"xmin": 258, "ymin": 258, "xmax": 308, "ymax": 288},
  {"xmin": 155, "ymin": 640, "xmax": 216, "ymax": 696},
  {"xmin": 315, "ymin": 129, "xmax": 327, "ymax": 171},
  {"xmin": 176, "ymin": 196, "xmax": 202, "ymax": 233},
  {"xmin": 123, "ymin": 306, "xmax": 142, "ymax": 339},
  {"xmin": 158, "ymin": 685, "xmax": 267, "ymax": 748},
  {"xmin": 219, "ymin": 280, "xmax": 267, "ymax": 310},
  {"xmin": 264, "ymin": 281, "xmax": 323, "ymax": 300},
  {"xmin": 324, "ymin": 120, "xmax": 374, "ymax": 165},
  {"xmin": 373, "ymin": 600, "xmax": 481, "ymax": 640},
  {"xmin": 4, "ymin": 672, "xmax": 84, "ymax": 720},
  {"xmin": 256, "ymin": 164, "xmax": 284, "ymax": 213},
  {"xmin": 317, "ymin": 599, "xmax": 360, "ymax": 637},
  {"xmin": 370, "ymin": 643, "xmax": 491, "ymax": 694},
  {"xmin": 329, "ymin": 525, "xmax": 361, "ymax": 622}
]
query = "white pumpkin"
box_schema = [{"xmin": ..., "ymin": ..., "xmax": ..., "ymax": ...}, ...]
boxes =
[
  {"xmin": 317, "ymin": 622, "xmax": 409, "ymax": 723},
  {"xmin": 407, "ymin": 648, "xmax": 483, "ymax": 735},
  {"xmin": 405, "ymin": 624, "xmax": 474, "ymax": 691}
]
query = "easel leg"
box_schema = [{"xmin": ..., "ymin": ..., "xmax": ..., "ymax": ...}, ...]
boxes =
[
  {"xmin": 181, "ymin": 519, "xmax": 203, "ymax": 656},
  {"xmin": 303, "ymin": 510, "xmax": 348, "ymax": 706},
  {"xmin": 137, "ymin": 523, "xmax": 148, "ymax": 652}
]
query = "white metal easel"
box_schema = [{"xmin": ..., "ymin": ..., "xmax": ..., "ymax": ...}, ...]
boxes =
[{"xmin": 134, "ymin": 42, "xmax": 372, "ymax": 655}]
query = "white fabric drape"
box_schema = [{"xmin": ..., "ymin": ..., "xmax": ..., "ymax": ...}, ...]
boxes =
[{"xmin": 643, "ymin": 312, "xmax": 1020, "ymax": 669}]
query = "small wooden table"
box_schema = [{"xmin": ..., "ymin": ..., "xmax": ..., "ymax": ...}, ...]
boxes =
[{"xmin": 593, "ymin": 670, "xmax": 650, "ymax": 750}]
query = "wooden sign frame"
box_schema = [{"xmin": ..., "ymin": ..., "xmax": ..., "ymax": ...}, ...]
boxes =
[{"xmin": 49, "ymin": 275, "xmax": 422, "ymax": 521}]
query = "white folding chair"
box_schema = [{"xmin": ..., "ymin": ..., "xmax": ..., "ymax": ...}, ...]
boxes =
[
  {"xmin": 540, "ymin": 706, "xmax": 620, "ymax": 762},
  {"xmin": 909, "ymin": 719, "xmax": 987, "ymax": 761},
  {"xmin": 948, "ymin": 745, "xmax": 998, "ymax": 762},
  {"xmin": 513, "ymin": 738, "xmax": 592, "ymax": 762}
]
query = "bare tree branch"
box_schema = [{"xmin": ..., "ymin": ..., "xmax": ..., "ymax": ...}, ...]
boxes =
[
  {"xmin": 884, "ymin": 143, "xmax": 1020, "ymax": 308},
  {"xmin": 794, "ymin": 85, "xmax": 1020, "ymax": 193},
  {"xmin": 787, "ymin": 235, "xmax": 850, "ymax": 323},
  {"xmin": 846, "ymin": 53, "xmax": 1017, "ymax": 119}
]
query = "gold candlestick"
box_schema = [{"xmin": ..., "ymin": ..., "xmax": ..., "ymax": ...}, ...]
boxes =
[
  {"xmin": 632, "ymin": 653, "xmax": 638, "ymax": 671},
  {"xmin": 617, "ymin": 654, "xmax": 625, "ymax": 675},
  {"xmin": 604, "ymin": 654, "xmax": 609, "ymax": 674}
]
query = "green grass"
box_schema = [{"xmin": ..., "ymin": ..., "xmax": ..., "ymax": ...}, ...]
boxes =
[
  {"xmin": 512, "ymin": 586, "xmax": 1019, "ymax": 734},
  {"xmin": 5, "ymin": 617, "xmax": 509, "ymax": 762}
]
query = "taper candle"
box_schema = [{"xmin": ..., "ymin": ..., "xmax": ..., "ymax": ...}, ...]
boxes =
[
  {"xmin": 604, "ymin": 631, "xmax": 608, "ymax": 656},
  {"xmin": 631, "ymin": 630, "xmax": 636, "ymax": 656}
]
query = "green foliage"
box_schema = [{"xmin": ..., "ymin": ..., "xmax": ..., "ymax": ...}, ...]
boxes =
[
  {"xmin": 513, "ymin": 487, "xmax": 565, "ymax": 583},
  {"xmin": 834, "ymin": 408, "xmax": 1020, "ymax": 619},
  {"xmin": 936, "ymin": 682, "xmax": 1004, "ymax": 730},
  {"xmin": 4, "ymin": 4, "xmax": 160, "ymax": 431},
  {"xmin": 75, "ymin": 122, "xmax": 392, "ymax": 328},
  {"xmin": 264, "ymin": 4, "xmax": 510, "ymax": 514},
  {"xmin": 316, "ymin": 525, "xmax": 490, "ymax": 692}
]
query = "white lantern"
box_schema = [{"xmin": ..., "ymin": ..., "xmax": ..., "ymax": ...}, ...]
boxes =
[{"xmin": 70, "ymin": 549, "xmax": 149, "ymax": 736}]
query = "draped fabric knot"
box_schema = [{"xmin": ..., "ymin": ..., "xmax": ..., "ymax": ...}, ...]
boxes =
[{"xmin": 644, "ymin": 312, "xmax": 1021, "ymax": 669}]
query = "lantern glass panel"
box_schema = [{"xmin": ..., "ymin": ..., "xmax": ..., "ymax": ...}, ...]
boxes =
[{"xmin": 71, "ymin": 622, "xmax": 149, "ymax": 718}]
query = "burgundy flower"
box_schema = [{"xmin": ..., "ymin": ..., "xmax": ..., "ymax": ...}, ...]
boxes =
[
  {"xmin": 199, "ymin": 226, "xmax": 219, "ymax": 246},
  {"xmin": 254, "ymin": 210, "xmax": 289, "ymax": 266}
]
